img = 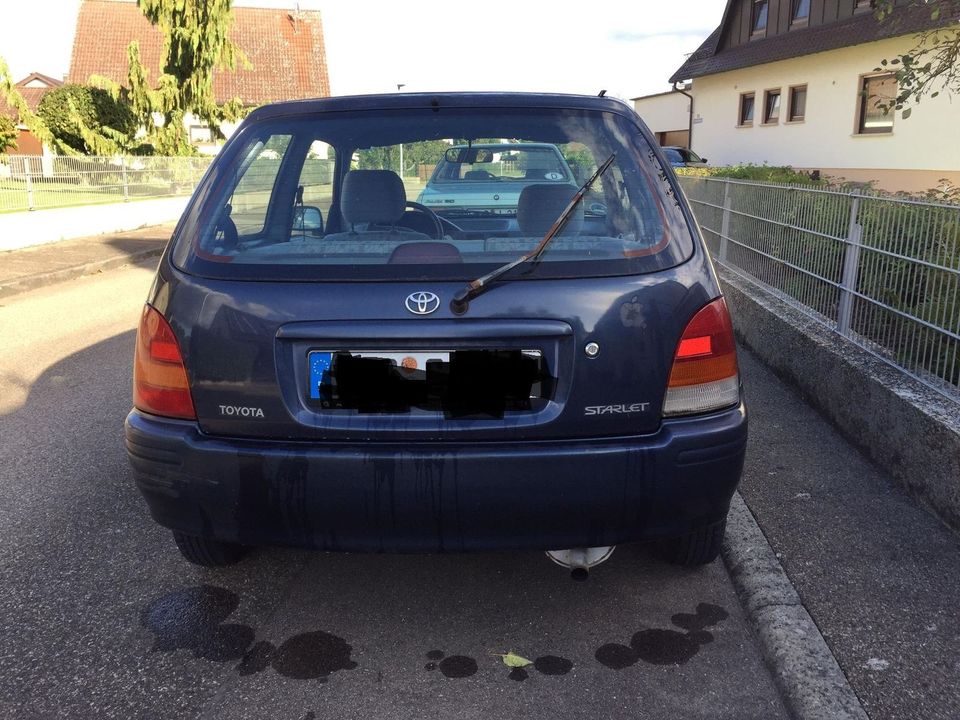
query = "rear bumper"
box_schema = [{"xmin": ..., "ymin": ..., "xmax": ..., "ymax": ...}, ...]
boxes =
[{"xmin": 125, "ymin": 404, "xmax": 747, "ymax": 552}]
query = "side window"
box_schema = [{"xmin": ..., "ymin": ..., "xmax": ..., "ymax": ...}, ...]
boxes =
[
  {"xmin": 228, "ymin": 134, "xmax": 292, "ymax": 236},
  {"xmin": 296, "ymin": 141, "xmax": 336, "ymax": 219}
]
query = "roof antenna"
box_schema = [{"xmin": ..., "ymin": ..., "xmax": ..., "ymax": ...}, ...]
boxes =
[{"xmin": 598, "ymin": 89, "xmax": 607, "ymax": 97}]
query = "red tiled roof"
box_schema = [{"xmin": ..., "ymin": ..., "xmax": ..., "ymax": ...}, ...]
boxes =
[
  {"xmin": 0, "ymin": 73, "xmax": 64, "ymax": 120},
  {"xmin": 670, "ymin": 0, "xmax": 960, "ymax": 83},
  {"xmin": 68, "ymin": 0, "xmax": 330, "ymax": 106}
]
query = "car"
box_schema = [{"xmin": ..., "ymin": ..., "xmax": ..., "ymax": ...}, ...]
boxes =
[
  {"xmin": 417, "ymin": 142, "xmax": 586, "ymax": 212},
  {"xmin": 125, "ymin": 92, "xmax": 746, "ymax": 576},
  {"xmin": 663, "ymin": 146, "xmax": 709, "ymax": 168}
]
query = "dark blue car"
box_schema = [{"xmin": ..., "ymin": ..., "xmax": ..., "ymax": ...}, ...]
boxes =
[{"xmin": 125, "ymin": 93, "xmax": 746, "ymax": 574}]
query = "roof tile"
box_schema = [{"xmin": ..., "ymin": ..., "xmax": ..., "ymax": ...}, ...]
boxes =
[{"xmin": 68, "ymin": 0, "xmax": 330, "ymax": 105}]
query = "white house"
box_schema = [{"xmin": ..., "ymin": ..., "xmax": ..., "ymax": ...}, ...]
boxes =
[
  {"xmin": 632, "ymin": 90, "xmax": 692, "ymax": 148},
  {"xmin": 670, "ymin": 0, "xmax": 960, "ymax": 192}
]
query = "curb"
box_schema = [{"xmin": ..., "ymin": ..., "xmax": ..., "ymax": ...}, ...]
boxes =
[
  {"xmin": 0, "ymin": 247, "xmax": 164, "ymax": 300},
  {"xmin": 722, "ymin": 493, "xmax": 869, "ymax": 720}
]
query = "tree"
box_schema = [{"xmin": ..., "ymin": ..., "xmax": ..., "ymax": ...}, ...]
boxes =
[
  {"xmin": 38, "ymin": 84, "xmax": 138, "ymax": 154},
  {"xmin": 0, "ymin": 114, "xmax": 16, "ymax": 154},
  {"xmin": 0, "ymin": 54, "xmax": 65, "ymax": 154},
  {"xmin": 874, "ymin": 0, "xmax": 960, "ymax": 116},
  {"xmin": 94, "ymin": 0, "xmax": 248, "ymax": 155}
]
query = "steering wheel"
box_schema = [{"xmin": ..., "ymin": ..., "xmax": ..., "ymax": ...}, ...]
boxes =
[{"xmin": 401, "ymin": 201, "xmax": 445, "ymax": 239}]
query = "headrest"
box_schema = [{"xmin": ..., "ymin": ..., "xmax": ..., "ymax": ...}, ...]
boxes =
[
  {"xmin": 341, "ymin": 170, "xmax": 406, "ymax": 226},
  {"xmin": 517, "ymin": 184, "xmax": 583, "ymax": 237}
]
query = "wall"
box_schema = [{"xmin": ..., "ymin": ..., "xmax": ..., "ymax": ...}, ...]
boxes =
[
  {"xmin": 690, "ymin": 36, "xmax": 960, "ymax": 191},
  {"xmin": 720, "ymin": 267, "xmax": 960, "ymax": 531},
  {"xmin": 0, "ymin": 196, "xmax": 189, "ymax": 252},
  {"xmin": 632, "ymin": 92, "xmax": 690, "ymax": 136}
]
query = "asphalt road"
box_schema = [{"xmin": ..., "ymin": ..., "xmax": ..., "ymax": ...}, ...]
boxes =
[{"xmin": 0, "ymin": 265, "xmax": 788, "ymax": 720}]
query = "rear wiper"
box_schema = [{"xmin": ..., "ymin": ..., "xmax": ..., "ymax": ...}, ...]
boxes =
[{"xmin": 450, "ymin": 153, "xmax": 616, "ymax": 315}]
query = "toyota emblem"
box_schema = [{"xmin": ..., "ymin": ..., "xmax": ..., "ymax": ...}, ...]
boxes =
[{"xmin": 405, "ymin": 291, "xmax": 440, "ymax": 315}]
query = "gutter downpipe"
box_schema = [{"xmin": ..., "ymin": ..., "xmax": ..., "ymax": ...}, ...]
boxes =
[{"xmin": 673, "ymin": 81, "xmax": 694, "ymax": 150}]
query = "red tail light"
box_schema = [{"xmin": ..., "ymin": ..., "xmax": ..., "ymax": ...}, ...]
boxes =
[
  {"xmin": 663, "ymin": 298, "xmax": 740, "ymax": 416},
  {"xmin": 133, "ymin": 305, "xmax": 196, "ymax": 420}
]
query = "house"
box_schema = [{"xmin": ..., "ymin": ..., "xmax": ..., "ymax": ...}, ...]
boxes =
[
  {"xmin": 632, "ymin": 89, "xmax": 692, "ymax": 148},
  {"xmin": 67, "ymin": 0, "xmax": 330, "ymax": 151},
  {"xmin": 670, "ymin": 0, "xmax": 960, "ymax": 192},
  {"xmin": 0, "ymin": 72, "xmax": 63, "ymax": 154}
]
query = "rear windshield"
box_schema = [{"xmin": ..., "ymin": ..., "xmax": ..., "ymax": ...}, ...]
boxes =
[{"xmin": 173, "ymin": 106, "xmax": 694, "ymax": 282}]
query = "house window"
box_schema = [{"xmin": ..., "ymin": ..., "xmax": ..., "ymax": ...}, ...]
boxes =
[
  {"xmin": 763, "ymin": 89, "xmax": 781, "ymax": 124},
  {"xmin": 855, "ymin": 0, "xmax": 873, "ymax": 12},
  {"xmin": 788, "ymin": 85, "xmax": 807, "ymax": 121},
  {"xmin": 792, "ymin": 0, "xmax": 810, "ymax": 23},
  {"xmin": 857, "ymin": 73, "xmax": 896, "ymax": 134},
  {"xmin": 752, "ymin": 0, "xmax": 769, "ymax": 34},
  {"xmin": 739, "ymin": 92, "xmax": 755, "ymax": 126}
]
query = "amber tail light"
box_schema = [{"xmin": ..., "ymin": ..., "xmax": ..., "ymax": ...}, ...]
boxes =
[
  {"xmin": 663, "ymin": 297, "xmax": 740, "ymax": 417},
  {"xmin": 133, "ymin": 304, "xmax": 196, "ymax": 420}
]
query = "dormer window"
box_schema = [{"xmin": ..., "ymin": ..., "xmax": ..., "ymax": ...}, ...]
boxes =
[
  {"xmin": 792, "ymin": 0, "xmax": 810, "ymax": 24},
  {"xmin": 751, "ymin": 0, "xmax": 768, "ymax": 35}
]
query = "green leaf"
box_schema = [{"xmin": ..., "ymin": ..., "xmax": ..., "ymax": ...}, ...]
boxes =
[
  {"xmin": 497, "ymin": 651, "xmax": 533, "ymax": 668},
  {"xmin": 901, "ymin": 107, "xmax": 912, "ymax": 119},
  {"xmin": 931, "ymin": 6, "xmax": 940, "ymax": 20}
]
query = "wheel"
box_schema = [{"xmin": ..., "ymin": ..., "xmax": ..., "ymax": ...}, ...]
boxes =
[
  {"xmin": 401, "ymin": 200, "xmax": 445, "ymax": 239},
  {"xmin": 172, "ymin": 530, "xmax": 247, "ymax": 567},
  {"xmin": 658, "ymin": 518, "xmax": 726, "ymax": 567}
]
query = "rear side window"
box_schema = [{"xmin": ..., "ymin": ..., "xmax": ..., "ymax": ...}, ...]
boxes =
[{"xmin": 175, "ymin": 106, "xmax": 694, "ymax": 282}]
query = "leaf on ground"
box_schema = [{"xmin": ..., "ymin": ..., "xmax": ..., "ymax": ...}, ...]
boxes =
[{"xmin": 496, "ymin": 651, "xmax": 533, "ymax": 668}]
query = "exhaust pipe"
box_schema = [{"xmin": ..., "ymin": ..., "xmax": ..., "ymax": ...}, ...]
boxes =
[{"xmin": 546, "ymin": 546, "xmax": 615, "ymax": 581}]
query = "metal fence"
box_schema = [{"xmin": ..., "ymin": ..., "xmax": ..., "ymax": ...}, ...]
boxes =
[
  {"xmin": 679, "ymin": 176, "xmax": 960, "ymax": 403},
  {"xmin": 0, "ymin": 154, "xmax": 213, "ymax": 213}
]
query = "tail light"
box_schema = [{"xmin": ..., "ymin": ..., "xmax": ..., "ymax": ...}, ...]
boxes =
[
  {"xmin": 663, "ymin": 297, "xmax": 740, "ymax": 417},
  {"xmin": 133, "ymin": 304, "xmax": 196, "ymax": 420}
]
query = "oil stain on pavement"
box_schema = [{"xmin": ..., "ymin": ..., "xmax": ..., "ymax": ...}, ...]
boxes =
[
  {"xmin": 142, "ymin": 585, "xmax": 357, "ymax": 681},
  {"xmin": 143, "ymin": 587, "xmax": 725, "ymax": 682},
  {"xmin": 594, "ymin": 602, "xmax": 729, "ymax": 669}
]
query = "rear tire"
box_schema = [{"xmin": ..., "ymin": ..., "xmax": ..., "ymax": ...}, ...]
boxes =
[
  {"xmin": 172, "ymin": 531, "xmax": 247, "ymax": 567},
  {"xmin": 659, "ymin": 518, "xmax": 726, "ymax": 567}
]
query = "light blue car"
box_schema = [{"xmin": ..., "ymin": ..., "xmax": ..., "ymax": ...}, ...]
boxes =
[{"xmin": 417, "ymin": 143, "xmax": 578, "ymax": 214}]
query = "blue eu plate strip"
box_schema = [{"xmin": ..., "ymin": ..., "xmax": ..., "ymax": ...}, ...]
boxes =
[{"xmin": 308, "ymin": 351, "xmax": 333, "ymax": 399}]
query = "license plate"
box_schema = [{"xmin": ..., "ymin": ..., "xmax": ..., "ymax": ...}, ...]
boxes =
[
  {"xmin": 308, "ymin": 350, "xmax": 451, "ymax": 400},
  {"xmin": 307, "ymin": 349, "xmax": 545, "ymax": 411}
]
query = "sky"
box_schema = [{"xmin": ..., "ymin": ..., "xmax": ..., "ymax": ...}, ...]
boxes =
[{"xmin": 0, "ymin": 0, "xmax": 723, "ymax": 101}]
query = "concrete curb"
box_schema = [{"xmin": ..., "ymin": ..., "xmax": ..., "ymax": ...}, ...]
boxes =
[
  {"xmin": 723, "ymin": 493, "xmax": 869, "ymax": 720},
  {"xmin": 0, "ymin": 247, "xmax": 163, "ymax": 300}
]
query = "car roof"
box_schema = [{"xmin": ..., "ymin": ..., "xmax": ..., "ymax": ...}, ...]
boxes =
[{"xmin": 246, "ymin": 92, "xmax": 636, "ymax": 123}]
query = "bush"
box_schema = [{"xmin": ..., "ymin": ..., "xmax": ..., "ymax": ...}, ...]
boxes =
[
  {"xmin": 0, "ymin": 114, "xmax": 16, "ymax": 154},
  {"xmin": 37, "ymin": 84, "xmax": 136, "ymax": 154},
  {"xmin": 676, "ymin": 163, "xmax": 824, "ymax": 185}
]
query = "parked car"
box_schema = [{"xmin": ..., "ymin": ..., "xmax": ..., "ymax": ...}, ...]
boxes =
[
  {"xmin": 418, "ymin": 142, "xmax": 586, "ymax": 211},
  {"xmin": 663, "ymin": 146, "xmax": 709, "ymax": 168},
  {"xmin": 125, "ymin": 92, "xmax": 745, "ymax": 575}
]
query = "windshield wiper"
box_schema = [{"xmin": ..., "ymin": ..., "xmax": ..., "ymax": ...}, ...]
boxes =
[{"xmin": 450, "ymin": 153, "xmax": 616, "ymax": 315}]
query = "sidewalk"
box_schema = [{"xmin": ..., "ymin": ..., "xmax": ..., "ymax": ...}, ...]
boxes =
[{"xmin": 0, "ymin": 223, "xmax": 175, "ymax": 299}]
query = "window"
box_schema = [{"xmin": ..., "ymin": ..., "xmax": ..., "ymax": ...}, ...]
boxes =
[
  {"xmin": 178, "ymin": 108, "xmax": 693, "ymax": 283},
  {"xmin": 857, "ymin": 74, "xmax": 896, "ymax": 134},
  {"xmin": 788, "ymin": 85, "xmax": 807, "ymax": 121},
  {"xmin": 792, "ymin": 0, "xmax": 810, "ymax": 23},
  {"xmin": 739, "ymin": 93, "xmax": 755, "ymax": 125},
  {"xmin": 855, "ymin": 0, "xmax": 873, "ymax": 12},
  {"xmin": 763, "ymin": 89, "xmax": 781, "ymax": 124},
  {"xmin": 751, "ymin": 0, "xmax": 769, "ymax": 34},
  {"xmin": 226, "ymin": 134, "xmax": 292, "ymax": 236}
]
